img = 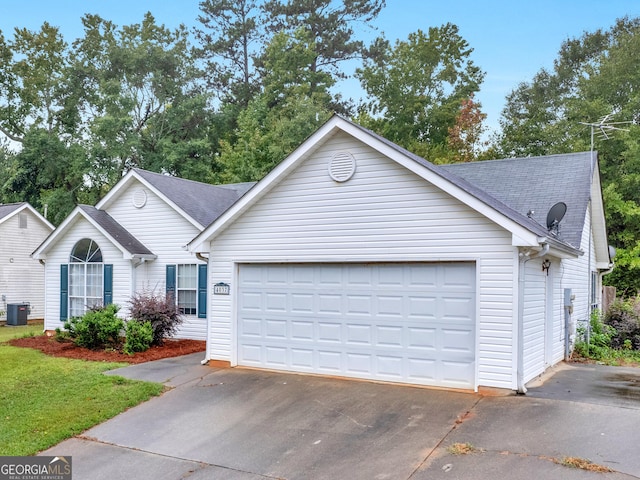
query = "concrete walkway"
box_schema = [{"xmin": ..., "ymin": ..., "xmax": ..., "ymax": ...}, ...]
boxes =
[{"xmin": 41, "ymin": 358, "xmax": 640, "ymax": 480}]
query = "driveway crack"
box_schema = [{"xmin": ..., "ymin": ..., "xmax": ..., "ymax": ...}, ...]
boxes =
[
  {"xmin": 406, "ymin": 396, "xmax": 483, "ymax": 479},
  {"xmin": 75, "ymin": 436, "xmax": 286, "ymax": 479}
]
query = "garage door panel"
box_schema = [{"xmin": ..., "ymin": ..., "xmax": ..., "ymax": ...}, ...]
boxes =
[
  {"xmin": 408, "ymin": 296, "xmax": 438, "ymax": 319},
  {"xmin": 346, "ymin": 352, "xmax": 372, "ymax": 374},
  {"xmin": 318, "ymin": 322, "xmax": 341, "ymax": 342},
  {"xmin": 238, "ymin": 263, "xmax": 476, "ymax": 388},
  {"xmin": 318, "ymin": 350, "xmax": 342, "ymax": 371},
  {"xmin": 407, "ymin": 358, "xmax": 437, "ymax": 380},
  {"xmin": 407, "ymin": 266, "xmax": 438, "ymax": 287},
  {"xmin": 291, "ymin": 321, "xmax": 314, "ymax": 340},
  {"xmin": 318, "ymin": 294, "xmax": 341, "ymax": 313},
  {"xmin": 264, "ymin": 319, "xmax": 286, "ymax": 339},
  {"xmin": 265, "ymin": 293, "xmax": 287, "ymax": 312},
  {"xmin": 407, "ymin": 327, "xmax": 437, "ymax": 349},
  {"xmin": 240, "ymin": 318, "xmax": 262, "ymax": 337},
  {"xmin": 377, "ymin": 295, "xmax": 404, "ymax": 317},
  {"xmin": 346, "ymin": 323, "xmax": 372, "ymax": 345},
  {"xmin": 442, "ymin": 328, "xmax": 475, "ymax": 353},
  {"xmin": 240, "ymin": 344, "xmax": 262, "ymax": 364},
  {"xmin": 291, "ymin": 348, "xmax": 314, "ymax": 368},
  {"xmin": 376, "ymin": 326, "xmax": 403, "ymax": 347},
  {"xmin": 265, "ymin": 346, "xmax": 287, "ymax": 366},
  {"xmin": 377, "ymin": 355, "xmax": 403, "ymax": 377}
]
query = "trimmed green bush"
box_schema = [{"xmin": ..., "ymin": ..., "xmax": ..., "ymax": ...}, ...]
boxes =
[
  {"xmin": 123, "ymin": 320, "xmax": 154, "ymax": 355},
  {"xmin": 64, "ymin": 304, "xmax": 124, "ymax": 350}
]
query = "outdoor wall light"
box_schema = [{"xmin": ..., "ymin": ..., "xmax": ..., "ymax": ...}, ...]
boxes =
[{"xmin": 541, "ymin": 259, "xmax": 551, "ymax": 274}]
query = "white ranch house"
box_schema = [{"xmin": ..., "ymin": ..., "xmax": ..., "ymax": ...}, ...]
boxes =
[{"xmin": 188, "ymin": 115, "xmax": 612, "ymax": 393}]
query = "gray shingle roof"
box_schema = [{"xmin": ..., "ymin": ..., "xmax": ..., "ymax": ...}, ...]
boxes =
[
  {"xmin": 133, "ymin": 169, "xmax": 255, "ymax": 227},
  {"xmin": 0, "ymin": 202, "xmax": 25, "ymax": 221},
  {"xmin": 79, "ymin": 205, "xmax": 154, "ymax": 256},
  {"xmin": 441, "ymin": 152, "xmax": 594, "ymax": 249}
]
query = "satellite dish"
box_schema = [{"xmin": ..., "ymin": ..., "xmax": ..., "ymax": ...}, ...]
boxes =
[{"xmin": 546, "ymin": 202, "xmax": 567, "ymax": 233}]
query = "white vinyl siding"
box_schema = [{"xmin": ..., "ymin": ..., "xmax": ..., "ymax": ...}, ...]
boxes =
[
  {"xmin": 103, "ymin": 181, "xmax": 207, "ymax": 340},
  {"xmin": 522, "ymin": 258, "xmax": 546, "ymax": 382},
  {"xmin": 560, "ymin": 205, "xmax": 596, "ymax": 343},
  {"xmin": 0, "ymin": 210, "xmax": 52, "ymax": 321},
  {"xmin": 207, "ymin": 131, "xmax": 517, "ymax": 390}
]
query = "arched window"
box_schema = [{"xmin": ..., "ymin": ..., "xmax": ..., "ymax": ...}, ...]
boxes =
[{"xmin": 68, "ymin": 239, "xmax": 104, "ymax": 317}]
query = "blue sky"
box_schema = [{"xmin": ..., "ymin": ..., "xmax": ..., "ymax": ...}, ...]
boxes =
[{"xmin": 2, "ymin": 0, "xmax": 640, "ymax": 135}]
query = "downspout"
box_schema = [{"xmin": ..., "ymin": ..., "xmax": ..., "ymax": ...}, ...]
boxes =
[
  {"xmin": 196, "ymin": 252, "xmax": 208, "ymax": 263},
  {"xmin": 517, "ymin": 242, "xmax": 550, "ymax": 394}
]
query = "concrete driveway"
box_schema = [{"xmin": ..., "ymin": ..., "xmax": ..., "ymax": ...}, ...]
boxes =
[{"xmin": 41, "ymin": 356, "xmax": 640, "ymax": 480}]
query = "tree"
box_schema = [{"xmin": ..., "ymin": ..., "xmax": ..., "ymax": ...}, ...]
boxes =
[
  {"xmin": 356, "ymin": 24, "xmax": 485, "ymax": 158},
  {"xmin": 71, "ymin": 13, "xmax": 217, "ymax": 189},
  {"xmin": 1, "ymin": 129, "xmax": 86, "ymax": 224},
  {"xmin": 495, "ymin": 16, "xmax": 640, "ymax": 293},
  {"xmin": 217, "ymin": 29, "xmax": 333, "ymax": 183},
  {"xmin": 264, "ymin": 0, "xmax": 385, "ymax": 112},
  {"xmin": 0, "ymin": 23, "xmax": 70, "ymax": 143},
  {"xmin": 194, "ymin": 0, "xmax": 264, "ymax": 108},
  {"xmin": 446, "ymin": 94, "xmax": 487, "ymax": 163}
]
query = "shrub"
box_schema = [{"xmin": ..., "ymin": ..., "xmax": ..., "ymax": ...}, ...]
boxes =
[
  {"xmin": 64, "ymin": 304, "xmax": 124, "ymax": 350},
  {"xmin": 129, "ymin": 291, "xmax": 184, "ymax": 345},
  {"xmin": 603, "ymin": 298, "xmax": 640, "ymax": 349},
  {"xmin": 123, "ymin": 320, "xmax": 154, "ymax": 355}
]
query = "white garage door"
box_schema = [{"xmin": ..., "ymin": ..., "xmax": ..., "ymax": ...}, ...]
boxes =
[{"xmin": 237, "ymin": 263, "xmax": 476, "ymax": 388}]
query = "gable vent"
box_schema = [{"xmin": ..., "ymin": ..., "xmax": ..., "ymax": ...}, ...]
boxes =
[
  {"xmin": 132, "ymin": 189, "xmax": 147, "ymax": 208},
  {"xmin": 328, "ymin": 152, "xmax": 356, "ymax": 182}
]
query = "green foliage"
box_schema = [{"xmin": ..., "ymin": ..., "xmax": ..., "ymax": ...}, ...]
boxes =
[
  {"xmin": 356, "ymin": 24, "xmax": 485, "ymax": 157},
  {"xmin": 216, "ymin": 28, "xmax": 334, "ymax": 183},
  {"xmin": 64, "ymin": 304, "xmax": 124, "ymax": 350},
  {"xmin": 194, "ymin": 0, "xmax": 264, "ymax": 107},
  {"xmin": 574, "ymin": 305, "xmax": 640, "ymax": 364},
  {"xmin": 129, "ymin": 291, "xmax": 184, "ymax": 346},
  {"xmin": 603, "ymin": 297, "xmax": 640, "ymax": 349},
  {"xmin": 123, "ymin": 320, "xmax": 154, "ymax": 355},
  {"xmin": 495, "ymin": 17, "xmax": 640, "ymax": 293}
]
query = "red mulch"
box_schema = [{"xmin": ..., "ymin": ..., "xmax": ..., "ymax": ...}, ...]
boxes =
[{"xmin": 7, "ymin": 335, "xmax": 205, "ymax": 364}]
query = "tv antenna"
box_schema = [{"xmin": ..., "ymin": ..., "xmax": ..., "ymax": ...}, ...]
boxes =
[{"xmin": 579, "ymin": 113, "xmax": 631, "ymax": 151}]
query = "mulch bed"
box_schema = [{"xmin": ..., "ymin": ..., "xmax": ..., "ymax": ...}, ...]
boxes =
[{"xmin": 7, "ymin": 335, "xmax": 205, "ymax": 364}]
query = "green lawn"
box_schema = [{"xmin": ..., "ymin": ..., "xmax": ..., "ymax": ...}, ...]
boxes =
[{"xmin": 0, "ymin": 324, "xmax": 164, "ymax": 455}]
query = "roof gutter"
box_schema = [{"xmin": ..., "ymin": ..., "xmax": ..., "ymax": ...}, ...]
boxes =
[{"xmin": 517, "ymin": 241, "xmax": 550, "ymax": 394}]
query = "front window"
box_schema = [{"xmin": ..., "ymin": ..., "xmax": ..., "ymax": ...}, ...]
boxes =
[
  {"xmin": 177, "ymin": 264, "xmax": 197, "ymax": 315},
  {"xmin": 69, "ymin": 239, "xmax": 103, "ymax": 317}
]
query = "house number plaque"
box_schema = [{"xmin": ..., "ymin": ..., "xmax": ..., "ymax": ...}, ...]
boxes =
[{"xmin": 213, "ymin": 282, "xmax": 230, "ymax": 295}]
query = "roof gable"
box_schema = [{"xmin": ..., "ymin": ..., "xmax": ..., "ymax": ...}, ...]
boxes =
[
  {"xmin": 32, "ymin": 205, "xmax": 155, "ymax": 260},
  {"xmin": 0, "ymin": 202, "xmax": 54, "ymax": 230},
  {"xmin": 97, "ymin": 169, "xmax": 255, "ymax": 229},
  {"xmin": 189, "ymin": 115, "xmax": 583, "ymax": 256}
]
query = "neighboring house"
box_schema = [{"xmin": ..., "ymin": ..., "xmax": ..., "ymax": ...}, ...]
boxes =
[
  {"xmin": 0, "ymin": 203, "xmax": 54, "ymax": 321},
  {"xmin": 188, "ymin": 115, "xmax": 612, "ymax": 392},
  {"xmin": 32, "ymin": 169, "xmax": 254, "ymax": 340}
]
